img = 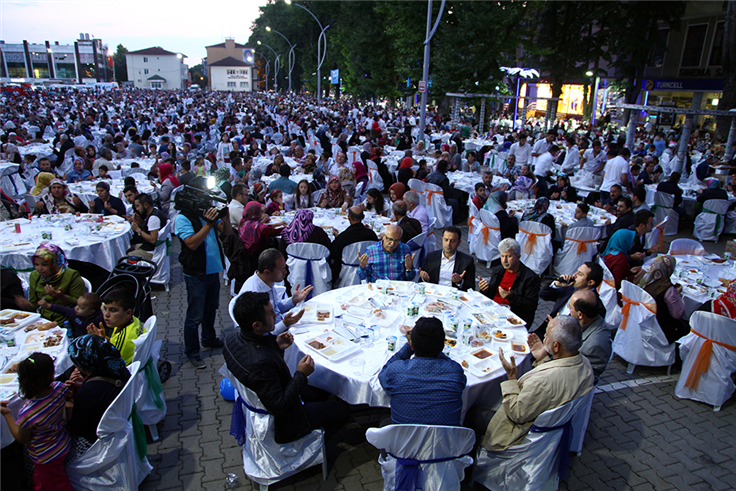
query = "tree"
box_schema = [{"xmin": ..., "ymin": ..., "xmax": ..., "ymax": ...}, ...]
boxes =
[
  {"xmin": 112, "ymin": 44, "xmax": 128, "ymax": 82},
  {"xmin": 189, "ymin": 64, "xmax": 207, "ymax": 88},
  {"xmin": 716, "ymin": 0, "xmax": 736, "ymax": 142}
]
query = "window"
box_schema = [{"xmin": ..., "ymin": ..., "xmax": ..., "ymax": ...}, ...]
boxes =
[
  {"xmin": 681, "ymin": 24, "xmax": 708, "ymax": 67},
  {"xmin": 227, "ymin": 82, "xmax": 236, "ymax": 88},
  {"xmin": 144, "ymin": 69, "xmax": 149, "ymax": 75},
  {"xmin": 143, "ymin": 57, "xmax": 148, "ymax": 63},
  {"xmin": 709, "ymin": 21, "xmax": 725, "ymax": 66},
  {"xmin": 151, "ymin": 81, "xmax": 162, "ymax": 89},
  {"xmin": 240, "ymin": 82, "xmax": 248, "ymax": 88}
]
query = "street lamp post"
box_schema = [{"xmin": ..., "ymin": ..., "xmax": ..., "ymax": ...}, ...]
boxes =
[
  {"xmin": 418, "ymin": 0, "xmax": 446, "ymax": 145},
  {"xmin": 257, "ymin": 41, "xmax": 281, "ymax": 92},
  {"xmin": 288, "ymin": 1, "xmax": 330, "ymax": 104},
  {"xmin": 266, "ymin": 26, "xmax": 296, "ymax": 93}
]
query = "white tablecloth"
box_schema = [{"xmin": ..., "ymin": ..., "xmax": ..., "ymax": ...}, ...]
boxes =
[
  {"xmin": 448, "ymin": 171, "xmax": 511, "ymax": 195},
  {"xmin": 67, "ymin": 179, "xmax": 155, "ymax": 215},
  {"xmin": 0, "ymin": 215, "xmax": 132, "ymax": 273},
  {"xmin": 283, "ymin": 283, "xmax": 532, "ymax": 414},
  {"xmin": 505, "ymin": 199, "xmax": 616, "ymax": 240}
]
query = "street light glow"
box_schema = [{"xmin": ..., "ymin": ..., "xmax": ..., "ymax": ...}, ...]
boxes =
[
  {"xmin": 285, "ymin": 0, "xmax": 292, "ymax": 4},
  {"xmin": 257, "ymin": 41, "xmax": 262, "ymax": 45},
  {"xmin": 586, "ymin": 70, "xmax": 593, "ymax": 76},
  {"xmin": 266, "ymin": 26, "xmax": 271, "ymax": 31}
]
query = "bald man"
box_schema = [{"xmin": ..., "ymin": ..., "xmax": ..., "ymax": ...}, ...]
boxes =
[{"xmin": 357, "ymin": 224, "xmax": 416, "ymax": 282}]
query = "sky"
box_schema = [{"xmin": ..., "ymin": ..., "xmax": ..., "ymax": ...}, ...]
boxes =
[{"xmin": 0, "ymin": 0, "xmax": 269, "ymax": 66}]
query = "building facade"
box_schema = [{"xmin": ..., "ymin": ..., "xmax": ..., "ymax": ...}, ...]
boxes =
[
  {"xmin": 126, "ymin": 47, "xmax": 188, "ymax": 90},
  {"xmin": 209, "ymin": 57, "xmax": 253, "ymax": 92},
  {"xmin": 205, "ymin": 39, "xmax": 256, "ymax": 90},
  {"xmin": 0, "ymin": 34, "xmax": 112, "ymax": 84}
]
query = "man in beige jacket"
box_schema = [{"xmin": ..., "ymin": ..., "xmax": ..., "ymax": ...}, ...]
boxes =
[{"xmin": 482, "ymin": 315, "xmax": 594, "ymax": 451}]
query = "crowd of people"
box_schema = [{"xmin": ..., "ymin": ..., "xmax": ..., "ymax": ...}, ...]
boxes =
[{"xmin": 1, "ymin": 85, "xmax": 735, "ymax": 489}]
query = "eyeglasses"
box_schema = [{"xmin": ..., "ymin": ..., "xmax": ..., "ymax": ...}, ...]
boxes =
[{"xmin": 384, "ymin": 237, "xmax": 401, "ymax": 243}]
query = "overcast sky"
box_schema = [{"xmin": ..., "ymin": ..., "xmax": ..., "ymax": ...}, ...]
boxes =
[{"xmin": 0, "ymin": 0, "xmax": 268, "ymax": 65}]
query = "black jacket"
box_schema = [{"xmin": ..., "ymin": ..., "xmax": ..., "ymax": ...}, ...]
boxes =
[
  {"xmin": 223, "ymin": 330, "xmax": 311, "ymax": 444},
  {"xmin": 397, "ymin": 216, "xmax": 422, "ymax": 243},
  {"xmin": 496, "ymin": 210, "xmax": 518, "ymax": 240},
  {"xmin": 697, "ymin": 188, "xmax": 728, "ymax": 204},
  {"xmin": 330, "ymin": 222, "xmax": 378, "ymax": 283},
  {"xmin": 483, "ymin": 262, "xmax": 540, "ymax": 326},
  {"xmin": 426, "ymin": 170, "xmax": 451, "ymax": 198},
  {"xmin": 536, "ymin": 284, "xmax": 606, "ymax": 332},
  {"xmin": 421, "ymin": 250, "xmax": 476, "ymax": 291},
  {"xmin": 656, "ymin": 181, "xmax": 683, "ymax": 207}
]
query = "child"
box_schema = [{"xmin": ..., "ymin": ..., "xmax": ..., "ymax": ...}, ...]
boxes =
[
  {"xmin": 37, "ymin": 292, "xmax": 104, "ymax": 338},
  {"xmin": 265, "ymin": 189, "xmax": 284, "ymax": 215},
  {"xmin": 472, "ymin": 182, "xmax": 488, "ymax": 209},
  {"xmin": 86, "ymin": 289, "xmax": 142, "ymax": 365},
  {"xmin": 295, "ymin": 179, "xmax": 312, "ymax": 209},
  {"xmin": 65, "ymin": 158, "xmax": 92, "ymax": 183},
  {"xmin": 194, "ymin": 157, "xmax": 208, "ymax": 177},
  {"xmin": 97, "ymin": 165, "xmax": 111, "ymax": 180},
  {"xmin": 0, "ymin": 353, "xmax": 74, "ymax": 490}
]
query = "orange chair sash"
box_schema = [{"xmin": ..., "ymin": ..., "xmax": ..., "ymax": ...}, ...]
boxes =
[
  {"xmin": 519, "ymin": 228, "xmax": 549, "ymax": 255},
  {"xmin": 566, "ymin": 237, "xmax": 598, "ymax": 255},
  {"xmin": 481, "ymin": 224, "xmax": 500, "ymax": 245},
  {"xmin": 468, "ymin": 215, "xmax": 475, "ymax": 234},
  {"xmin": 426, "ymin": 189, "xmax": 443, "ymax": 205},
  {"xmin": 683, "ymin": 330, "xmax": 736, "ymax": 391},
  {"xmin": 620, "ymin": 295, "xmax": 657, "ymax": 331}
]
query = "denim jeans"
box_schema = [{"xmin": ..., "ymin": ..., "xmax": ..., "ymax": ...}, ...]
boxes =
[{"xmin": 183, "ymin": 273, "xmax": 220, "ymax": 358}]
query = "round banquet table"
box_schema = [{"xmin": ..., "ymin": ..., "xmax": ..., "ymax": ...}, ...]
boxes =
[
  {"xmin": 281, "ymin": 282, "xmax": 533, "ymax": 415},
  {"xmin": 505, "ymin": 199, "xmax": 616, "ymax": 240},
  {"xmin": 448, "ymin": 171, "xmax": 511, "ymax": 195},
  {"xmin": 67, "ymin": 179, "xmax": 156, "ymax": 215},
  {"xmin": 0, "ymin": 215, "xmax": 132, "ymax": 274},
  {"xmin": 273, "ymin": 208, "xmax": 392, "ymax": 241}
]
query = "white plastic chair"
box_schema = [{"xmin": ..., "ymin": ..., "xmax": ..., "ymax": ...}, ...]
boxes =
[
  {"xmin": 597, "ymin": 258, "xmax": 621, "ymax": 329},
  {"xmin": 424, "ymin": 182, "xmax": 453, "ymax": 228},
  {"xmin": 612, "ymin": 281, "xmax": 676, "ymax": 374},
  {"xmin": 82, "ymin": 276, "xmax": 93, "ymax": 293},
  {"xmin": 552, "ymin": 226, "xmax": 600, "ymax": 277},
  {"xmin": 407, "ymin": 231, "xmax": 428, "ymax": 272},
  {"xmin": 667, "ymin": 238, "xmax": 705, "ymax": 256},
  {"xmin": 131, "ymin": 316, "xmax": 165, "ymax": 441},
  {"xmin": 475, "ymin": 209, "xmax": 502, "ymax": 267},
  {"xmin": 407, "ymin": 178, "xmax": 427, "ymax": 207},
  {"xmin": 569, "ymin": 390, "xmax": 596, "ymax": 455},
  {"xmin": 644, "ymin": 216, "xmax": 668, "ymax": 251},
  {"xmin": 724, "ymin": 209, "xmax": 736, "ymax": 235},
  {"xmin": 471, "ymin": 391, "xmax": 594, "ymax": 491},
  {"xmin": 425, "ymin": 217, "xmax": 438, "ymax": 255},
  {"xmin": 366, "ymin": 424, "xmax": 475, "ymax": 491},
  {"xmin": 220, "ymin": 366, "xmax": 327, "ymax": 490},
  {"xmin": 694, "ymin": 199, "xmax": 730, "ymax": 242},
  {"xmin": 66, "ymin": 361, "xmax": 153, "ymax": 490},
  {"xmin": 516, "ymin": 221, "xmax": 553, "ymax": 276},
  {"xmin": 337, "ymin": 240, "xmax": 376, "ymax": 288},
  {"xmin": 468, "ymin": 201, "xmax": 482, "ymax": 255},
  {"xmin": 675, "ymin": 311, "xmax": 736, "ymax": 411},
  {"xmin": 365, "ymin": 159, "xmax": 384, "ymax": 192},
  {"xmin": 282, "ymin": 193, "xmax": 296, "ymax": 211},
  {"xmin": 285, "ymin": 243, "xmax": 331, "ymax": 298},
  {"xmin": 149, "ymin": 221, "xmax": 172, "ymax": 290},
  {"xmin": 653, "ymin": 191, "xmax": 679, "ymax": 236},
  {"xmin": 311, "ymin": 189, "xmax": 324, "ymax": 205}
]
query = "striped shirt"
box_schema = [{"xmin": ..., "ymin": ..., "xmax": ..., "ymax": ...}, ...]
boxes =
[
  {"xmin": 17, "ymin": 381, "xmax": 71, "ymax": 464},
  {"xmin": 357, "ymin": 242, "xmax": 416, "ymax": 283}
]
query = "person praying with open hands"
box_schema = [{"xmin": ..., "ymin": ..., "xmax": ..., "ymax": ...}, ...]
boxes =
[{"xmin": 357, "ymin": 224, "xmax": 417, "ymax": 282}]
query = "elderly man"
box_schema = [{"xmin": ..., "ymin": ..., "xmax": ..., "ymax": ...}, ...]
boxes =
[
  {"xmin": 357, "ymin": 224, "xmax": 416, "ymax": 282},
  {"xmin": 419, "ymin": 226, "xmax": 475, "ymax": 291},
  {"xmin": 403, "ymin": 190, "xmax": 430, "ymax": 233},
  {"xmin": 481, "ymin": 315, "xmax": 594, "ymax": 451},
  {"xmin": 330, "ymin": 206, "xmax": 378, "ymax": 284},
  {"xmin": 392, "ymin": 201, "xmax": 422, "ymax": 243},
  {"xmin": 528, "ymin": 291, "xmax": 612, "ymax": 381},
  {"xmin": 479, "ymin": 238, "xmax": 540, "ymax": 326}
]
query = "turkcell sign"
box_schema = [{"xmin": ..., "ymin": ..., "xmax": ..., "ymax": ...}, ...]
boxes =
[{"xmin": 642, "ymin": 78, "xmax": 724, "ymax": 92}]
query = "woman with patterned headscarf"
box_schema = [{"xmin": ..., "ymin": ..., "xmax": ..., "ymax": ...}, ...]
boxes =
[
  {"xmin": 638, "ymin": 255, "xmax": 689, "ymax": 343},
  {"xmin": 318, "ymin": 176, "xmax": 350, "ymax": 210},
  {"xmin": 238, "ymin": 201, "xmax": 281, "ymax": 255},
  {"xmin": 28, "ymin": 244, "xmax": 86, "ymax": 323},
  {"xmin": 66, "ymin": 335, "xmax": 130, "ymax": 446},
  {"xmin": 508, "ymin": 175, "xmax": 533, "ymax": 201},
  {"xmin": 35, "ymin": 178, "xmax": 88, "ymax": 215},
  {"xmin": 279, "ymin": 208, "xmax": 331, "ymax": 257}
]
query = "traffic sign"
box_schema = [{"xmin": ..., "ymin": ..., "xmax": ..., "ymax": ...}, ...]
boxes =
[{"xmin": 418, "ymin": 80, "xmax": 426, "ymax": 92}]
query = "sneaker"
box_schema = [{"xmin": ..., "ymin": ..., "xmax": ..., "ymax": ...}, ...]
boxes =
[
  {"xmin": 188, "ymin": 356, "xmax": 206, "ymax": 369},
  {"xmin": 202, "ymin": 338, "xmax": 224, "ymax": 349}
]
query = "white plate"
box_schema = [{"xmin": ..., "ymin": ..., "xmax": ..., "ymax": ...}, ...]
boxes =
[
  {"xmin": 304, "ymin": 332, "xmax": 360, "ymax": 362},
  {"xmin": 301, "ymin": 304, "xmax": 334, "ymax": 324},
  {"xmin": 367, "ymin": 309, "xmax": 401, "ymax": 328},
  {"xmin": 0, "ymin": 310, "xmax": 41, "ymax": 331}
]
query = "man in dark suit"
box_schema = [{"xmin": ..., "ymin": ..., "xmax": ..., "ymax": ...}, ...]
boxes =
[
  {"xmin": 535, "ymin": 261, "xmax": 606, "ymax": 337},
  {"xmin": 419, "ymin": 226, "xmax": 476, "ymax": 291},
  {"xmin": 392, "ymin": 201, "xmax": 422, "ymax": 243},
  {"xmin": 329, "ymin": 206, "xmax": 378, "ymax": 284},
  {"xmin": 479, "ymin": 238, "xmax": 540, "ymax": 326}
]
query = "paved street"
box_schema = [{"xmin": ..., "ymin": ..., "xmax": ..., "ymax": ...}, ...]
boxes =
[{"xmin": 140, "ymin": 226, "xmax": 736, "ymax": 491}]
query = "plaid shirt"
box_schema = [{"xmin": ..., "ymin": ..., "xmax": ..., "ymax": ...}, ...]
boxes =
[{"xmin": 357, "ymin": 242, "xmax": 416, "ymax": 282}]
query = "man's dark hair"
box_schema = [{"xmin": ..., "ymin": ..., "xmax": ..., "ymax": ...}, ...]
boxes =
[
  {"xmin": 392, "ymin": 200, "xmax": 407, "ymax": 218},
  {"xmin": 635, "ymin": 209, "xmax": 655, "ymax": 228},
  {"xmin": 619, "ymin": 197, "xmax": 633, "ymax": 210},
  {"xmin": 410, "ymin": 317, "xmax": 445, "ymax": 357},
  {"xmin": 135, "ymin": 192, "xmax": 153, "ymax": 207},
  {"xmin": 436, "ymin": 159, "xmax": 448, "ymax": 173},
  {"xmin": 98, "ymin": 165, "xmax": 109, "ymax": 172},
  {"xmin": 573, "ymin": 296, "xmax": 599, "ymax": 320},
  {"xmin": 618, "ymin": 148, "xmax": 631, "ymax": 158},
  {"xmin": 101, "ymin": 288, "xmax": 135, "ymax": 312},
  {"xmin": 632, "ymin": 185, "xmax": 646, "ymax": 203},
  {"xmin": 606, "ymin": 148, "xmax": 618, "ymax": 158},
  {"xmin": 231, "ymin": 157, "xmax": 242, "ymax": 168},
  {"xmin": 279, "ymin": 164, "xmax": 291, "ymax": 177},
  {"xmin": 549, "ymin": 144, "xmax": 559, "ymax": 153},
  {"xmin": 592, "ymin": 140, "xmax": 602, "ymax": 147},
  {"xmin": 123, "ymin": 185, "xmax": 138, "ymax": 196},
  {"xmin": 181, "ymin": 159, "xmax": 191, "ymax": 171},
  {"xmin": 233, "ymin": 292, "xmax": 270, "ymax": 333},
  {"xmin": 258, "ymin": 248, "xmax": 284, "ymax": 273},
  {"xmin": 611, "ymin": 183, "xmax": 622, "ymax": 192},
  {"xmin": 670, "ymin": 171, "xmax": 681, "ymax": 182},
  {"xmin": 582, "ymin": 261, "xmax": 603, "ymax": 289},
  {"xmin": 232, "ymin": 183, "xmax": 247, "ymax": 199},
  {"xmin": 577, "ymin": 202, "xmax": 589, "ymax": 214},
  {"xmin": 163, "ymin": 157, "xmax": 175, "ymax": 166},
  {"xmin": 444, "ymin": 225, "xmax": 462, "ymax": 241},
  {"xmin": 474, "ymin": 182, "xmax": 486, "ymax": 193}
]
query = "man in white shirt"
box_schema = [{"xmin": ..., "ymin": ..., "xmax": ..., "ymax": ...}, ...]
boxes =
[
  {"xmin": 534, "ymin": 145, "xmax": 559, "ymax": 180},
  {"xmin": 508, "ymin": 134, "xmax": 532, "ymax": 168},
  {"xmin": 600, "ymin": 148, "xmax": 632, "ymax": 200},
  {"xmin": 329, "ymin": 150, "xmax": 349, "ymax": 176},
  {"xmin": 530, "ymin": 131, "xmax": 555, "ymax": 168},
  {"xmin": 560, "ymin": 136, "xmax": 579, "ymax": 175},
  {"xmin": 403, "ymin": 190, "xmax": 430, "ymax": 233},
  {"xmin": 229, "ymin": 184, "xmax": 248, "ymax": 230},
  {"xmin": 238, "ymin": 249, "xmax": 313, "ymax": 335},
  {"xmin": 581, "ymin": 140, "xmax": 606, "ymax": 175},
  {"xmin": 418, "ymin": 226, "xmax": 476, "ymax": 291}
]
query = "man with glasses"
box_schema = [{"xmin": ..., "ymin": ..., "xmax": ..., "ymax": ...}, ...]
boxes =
[{"xmin": 357, "ymin": 224, "xmax": 416, "ymax": 282}]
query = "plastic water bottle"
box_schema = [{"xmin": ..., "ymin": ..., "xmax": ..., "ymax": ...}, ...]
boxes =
[{"xmin": 63, "ymin": 321, "xmax": 72, "ymax": 338}]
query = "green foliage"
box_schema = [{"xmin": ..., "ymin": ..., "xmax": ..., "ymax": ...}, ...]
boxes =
[
  {"xmin": 112, "ymin": 44, "xmax": 128, "ymax": 82},
  {"xmin": 189, "ymin": 64, "xmax": 207, "ymax": 88}
]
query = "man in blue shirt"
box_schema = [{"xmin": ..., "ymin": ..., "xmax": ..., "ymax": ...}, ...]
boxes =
[
  {"xmin": 89, "ymin": 181, "xmax": 127, "ymax": 216},
  {"xmin": 267, "ymin": 164, "xmax": 297, "ymax": 195},
  {"xmin": 357, "ymin": 224, "xmax": 416, "ymax": 282},
  {"xmin": 379, "ymin": 317, "xmax": 466, "ymax": 425},
  {"xmin": 175, "ymin": 177, "xmax": 233, "ymax": 368}
]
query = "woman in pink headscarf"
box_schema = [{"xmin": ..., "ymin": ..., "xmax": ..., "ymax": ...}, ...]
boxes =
[
  {"xmin": 238, "ymin": 202, "xmax": 281, "ymax": 255},
  {"xmin": 152, "ymin": 162, "xmax": 180, "ymax": 214},
  {"xmin": 352, "ymin": 161, "xmax": 369, "ymax": 189}
]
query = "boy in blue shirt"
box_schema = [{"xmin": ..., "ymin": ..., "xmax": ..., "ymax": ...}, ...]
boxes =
[{"xmin": 66, "ymin": 158, "xmax": 92, "ymax": 183}]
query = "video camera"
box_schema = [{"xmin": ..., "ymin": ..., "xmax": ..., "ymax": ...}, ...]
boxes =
[{"xmin": 174, "ymin": 184, "xmax": 229, "ymax": 222}]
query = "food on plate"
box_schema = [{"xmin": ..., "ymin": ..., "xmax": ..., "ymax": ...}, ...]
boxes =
[
  {"xmin": 340, "ymin": 303, "xmax": 350, "ymax": 311},
  {"xmin": 399, "ymin": 325, "xmax": 412, "ymax": 335},
  {"xmin": 482, "ymin": 366, "xmax": 493, "ymax": 373},
  {"xmin": 473, "ymin": 349, "xmax": 492, "ymax": 360},
  {"xmin": 316, "ymin": 310, "xmax": 331, "ymax": 321},
  {"xmin": 444, "ymin": 338, "xmax": 457, "ymax": 348},
  {"xmin": 308, "ymin": 340, "xmax": 326, "ymax": 350},
  {"xmin": 38, "ymin": 322, "xmax": 58, "ymax": 331},
  {"xmin": 426, "ymin": 301, "xmax": 449, "ymax": 313},
  {"xmin": 471, "ymin": 339, "xmax": 484, "ymax": 347},
  {"xmin": 0, "ymin": 318, "xmax": 15, "ymax": 325},
  {"xmin": 512, "ymin": 343, "xmax": 526, "ymax": 352},
  {"xmin": 372, "ymin": 310, "xmax": 387, "ymax": 319},
  {"xmin": 43, "ymin": 333, "xmax": 63, "ymax": 348},
  {"xmin": 461, "ymin": 360, "xmax": 469, "ymax": 369},
  {"xmin": 493, "ymin": 330, "xmax": 508, "ymax": 340},
  {"xmin": 459, "ymin": 295, "xmax": 470, "ymax": 302},
  {"xmin": 472, "ymin": 313, "xmax": 492, "ymax": 325},
  {"xmin": 477, "ymin": 331, "xmax": 491, "ymax": 340},
  {"xmin": 325, "ymin": 336, "xmax": 333, "ymax": 342},
  {"xmin": 24, "ymin": 321, "xmax": 46, "ymax": 332},
  {"xmin": 507, "ymin": 317, "xmax": 522, "ymax": 325},
  {"xmin": 5, "ymin": 363, "xmax": 19, "ymax": 374}
]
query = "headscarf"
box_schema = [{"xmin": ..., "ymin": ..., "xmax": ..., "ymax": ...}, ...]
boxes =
[
  {"xmin": 32, "ymin": 244, "xmax": 69, "ymax": 283},
  {"xmin": 389, "ymin": 182, "xmax": 406, "ymax": 201},
  {"xmin": 238, "ymin": 201, "xmax": 269, "ymax": 252},
  {"xmin": 522, "ymin": 197, "xmax": 550, "ymax": 223},
  {"xmin": 602, "ymin": 229, "xmax": 636, "ymax": 257},
  {"xmin": 323, "ymin": 176, "xmax": 345, "ymax": 208},
  {"xmin": 283, "ymin": 209, "xmax": 315, "ymax": 245},
  {"xmin": 158, "ymin": 162, "xmax": 180, "ymax": 187},
  {"xmin": 705, "ymin": 178, "xmax": 720, "ymax": 190},
  {"xmin": 713, "ymin": 279, "xmax": 736, "ymax": 319},
  {"xmin": 509, "ymin": 176, "xmax": 532, "ymax": 193},
  {"xmin": 639, "ymin": 255, "xmax": 676, "ymax": 299},
  {"xmin": 483, "ymin": 190, "xmax": 507, "ymax": 214},
  {"xmin": 352, "ymin": 161, "xmax": 368, "ymax": 184},
  {"xmin": 40, "ymin": 178, "xmax": 76, "ymax": 214},
  {"xmin": 400, "ymin": 157, "xmax": 414, "ymax": 169},
  {"xmin": 31, "ymin": 172, "xmax": 55, "ymax": 195},
  {"xmin": 68, "ymin": 335, "xmax": 130, "ymax": 381}
]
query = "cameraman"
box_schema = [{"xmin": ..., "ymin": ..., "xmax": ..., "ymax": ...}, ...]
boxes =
[{"xmin": 175, "ymin": 176, "xmax": 233, "ymax": 369}]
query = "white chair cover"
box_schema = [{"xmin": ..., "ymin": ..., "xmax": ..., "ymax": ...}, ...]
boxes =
[
  {"xmin": 67, "ymin": 362, "xmax": 153, "ymax": 491},
  {"xmin": 693, "ymin": 199, "xmax": 730, "ymax": 242},
  {"xmin": 475, "ymin": 209, "xmax": 502, "ymax": 266},
  {"xmin": 219, "ymin": 366, "xmax": 326, "ymax": 487},
  {"xmin": 675, "ymin": 311, "xmax": 736, "ymax": 410},
  {"xmin": 132, "ymin": 317, "xmax": 166, "ymax": 434},
  {"xmin": 668, "ymin": 238, "xmax": 705, "ymax": 256},
  {"xmin": 406, "ymin": 232, "xmax": 428, "ymax": 272},
  {"xmin": 644, "ymin": 216, "xmax": 668, "ymax": 250},
  {"xmin": 407, "ymin": 179, "xmax": 427, "ymax": 207},
  {"xmin": 597, "ymin": 258, "xmax": 620, "ymax": 329},
  {"xmin": 311, "ymin": 189, "xmax": 324, "ymax": 205},
  {"xmin": 552, "ymin": 227, "xmax": 600, "ymax": 277},
  {"xmin": 150, "ymin": 221, "xmax": 172, "ymax": 289},
  {"xmin": 468, "ymin": 202, "xmax": 481, "ymax": 255},
  {"xmin": 724, "ymin": 209, "xmax": 736, "ymax": 235},
  {"xmin": 82, "ymin": 276, "xmax": 93, "ymax": 293},
  {"xmin": 423, "ymin": 182, "xmax": 453, "ymax": 228},
  {"xmin": 425, "ymin": 217, "xmax": 438, "ymax": 255},
  {"xmin": 282, "ymin": 193, "xmax": 296, "ymax": 211},
  {"xmin": 366, "ymin": 424, "xmax": 475, "ymax": 491},
  {"xmin": 613, "ymin": 281, "xmax": 676, "ymax": 372},
  {"xmin": 471, "ymin": 391, "xmax": 593, "ymax": 491},
  {"xmin": 569, "ymin": 390, "xmax": 596, "ymax": 454},
  {"xmin": 128, "ymin": 172, "xmax": 149, "ymax": 182},
  {"xmin": 516, "ymin": 221, "xmax": 553, "ymax": 276},
  {"xmin": 285, "ymin": 243, "xmax": 331, "ymax": 298},
  {"xmin": 366, "ymin": 159, "xmax": 384, "ymax": 192},
  {"xmin": 337, "ymin": 240, "xmax": 376, "ymax": 288},
  {"xmin": 653, "ymin": 191, "xmax": 679, "ymax": 236},
  {"xmin": 347, "ymin": 147, "xmax": 361, "ymax": 164}
]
